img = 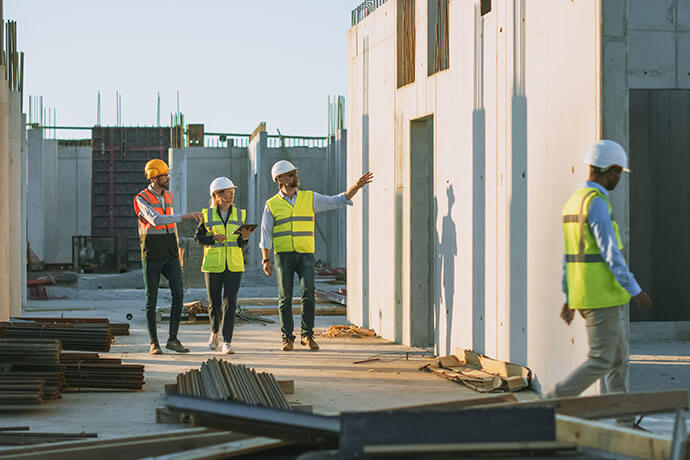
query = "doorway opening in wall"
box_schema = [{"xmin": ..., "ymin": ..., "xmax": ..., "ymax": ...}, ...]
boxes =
[
  {"xmin": 409, "ymin": 115, "xmax": 435, "ymax": 347},
  {"xmin": 629, "ymin": 89, "xmax": 690, "ymax": 321}
]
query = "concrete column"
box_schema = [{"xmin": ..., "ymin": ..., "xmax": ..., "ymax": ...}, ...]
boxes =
[
  {"xmin": 8, "ymin": 91, "xmax": 21, "ymax": 316},
  {"xmin": 27, "ymin": 128, "xmax": 46, "ymax": 261},
  {"xmin": 20, "ymin": 114, "xmax": 27, "ymax": 306},
  {"xmin": 168, "ymin": 147, "xmax": 188, "ymax": 213},
  {"xmin": 0, "ymin": 70, "xmax": 9, "ymax": 321},
  {"xmin": 247, "ymin": 131, "xmax": 267, "ymax": 268},
  {"xmin": 42, "ymin": 139, "xmax": 58, "ymax": 264}
]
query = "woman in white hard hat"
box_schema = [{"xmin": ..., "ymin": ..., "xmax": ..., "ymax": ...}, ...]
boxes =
[{"xmin": 194, "ymin": 177, "xmax": 255, "ymax": 353}]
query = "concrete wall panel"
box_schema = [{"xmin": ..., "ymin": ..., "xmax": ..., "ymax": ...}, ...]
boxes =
[
  {"xmin": 628, "ymin": 0, "xmax": 675, "ymax": 31},
  {"xmin": 56, "ymin": 145, "xmax": 91, "ymax": 263}
]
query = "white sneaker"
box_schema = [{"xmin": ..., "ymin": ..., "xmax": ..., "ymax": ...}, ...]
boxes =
[
  {"xmin": 221, "ymin": 342, "xmax": 234, "ymax": 354},
  {"xmin": 208, "ymin": 332, "xmax": 219, "ymax": 351}
]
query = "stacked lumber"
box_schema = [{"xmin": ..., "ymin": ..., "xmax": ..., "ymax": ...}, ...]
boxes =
[
  {"xmin": 0, "ymin": 321, "xmax": 113, "ymax": 352},
  {"xmin": 0, "ymin": 339, "xmax": 64, "ymax": 404},
  {"xmin": 176, "ymin": 359, "xmax": 291, "ymax": 410},
  {"xmin": 11, "ymin": 316, "xmax": 129, "ymax": 336},
  {"xmin": 60, "ymin": 353, "xmax": 144, "ymax": 391}
]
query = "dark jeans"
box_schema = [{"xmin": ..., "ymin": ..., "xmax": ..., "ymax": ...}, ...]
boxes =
[
  {"xmin": 204, "ymin": 270, "xmax": 242, "ymax": 343},
  {"xmin": 275, "ymin": 252, "xmax": 315, "ymax": 340},
  {"xmin": 142, "ymin": 256, "xmax": 184, "ymax": 344}
]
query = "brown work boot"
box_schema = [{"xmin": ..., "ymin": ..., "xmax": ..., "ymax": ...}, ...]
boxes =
[
  {"xmin": 150, "ymin": 342, "xmax": 163, "ymax": 355},
  {"xmin": 281, "ymin": 338, "xmax": 294, "ymax": 351},
  {"xmin": 300, "ymin": 335, "xmax": 320, "ymax": 351}
]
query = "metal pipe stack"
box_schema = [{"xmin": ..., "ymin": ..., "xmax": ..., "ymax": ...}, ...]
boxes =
[
  {"xmin": 0, "ymin": 338, "xmax": 65, "ymax": 404},
  {"xmin": 60, "ymin": 353, "xmax": 144, "ymax": 391},
  {"xmin": 176, "ymin": 359, "xmax": 291, "ymax": 411},
  {"xmin": 12, "ymin": 317, "xmax": 130, "ymax": 336},
  {"xmin": 0, "ymin": 321, "xmax": 114, "ymax": 351}
]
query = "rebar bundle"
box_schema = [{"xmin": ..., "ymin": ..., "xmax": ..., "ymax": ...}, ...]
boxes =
[
  {"xmin": 60, "ymin": 353, "xmax": 144, "ymax": 391},
  {"xmin": 176, "ymin": 359, "xmax": 291, "ymax": 411},
  {"xmin": 0, "ymin": 339, "xmax": 65, "ymax": 404},
  {"xmin": 13, "ymin": 317, "xmax": 130, "ymax": 336},
  {"xmin": 0, "ymin": 321, "xmax": 113, "ymax": 352}
]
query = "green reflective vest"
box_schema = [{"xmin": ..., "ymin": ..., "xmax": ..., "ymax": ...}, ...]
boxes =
[
  {"xmin": 266, "ymin": 190, "xmax": 315, "ymax": 254},
  {"xmin": 562, "ymin": 187, "xmax": 631, "ymax": 309},
  {"xmin": 201, "ymin": 206, "xmax": 246, "ymax": 273}
]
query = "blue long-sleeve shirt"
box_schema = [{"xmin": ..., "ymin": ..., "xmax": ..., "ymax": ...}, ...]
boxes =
[
  {"xmin": 562, "ymin": 181, "xmax": 641, "ymax": 302},
  {"xmin": 259, "ymin": 190, "xmax": 352, "ymax": 250}
]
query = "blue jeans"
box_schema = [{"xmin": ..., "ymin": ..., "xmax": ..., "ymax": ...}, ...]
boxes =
[{"xmin": 274, "ymin": 252, "xmax": 315, "ymax": 340}]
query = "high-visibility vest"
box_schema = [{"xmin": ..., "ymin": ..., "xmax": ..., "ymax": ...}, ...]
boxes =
[
  {"xmin": 562, "ymin": 187, "xmax": 631, "ymax": 309},
  {"xmin": 266, "ymin": 190, "xmax": 315, "ymax": 254},
  {"xmin": 133, "ymin": 188, "xmax": 179, "ymax": 258},
  {"xmin": 201, "ymin": 206, "xmax": 246, "ymax": 272}
]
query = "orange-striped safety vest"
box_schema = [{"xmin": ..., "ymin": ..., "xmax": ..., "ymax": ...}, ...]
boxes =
[{"xmin": 133, "ymin": 188, "xmax": 176, "ymax": 237}]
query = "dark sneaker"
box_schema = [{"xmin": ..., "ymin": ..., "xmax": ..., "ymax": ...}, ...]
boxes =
[
  {"xmin": 300, "ymin": 335, "xmax": 320, "ymax": 351},
  {"xmin": 166, "ymin": 338, "xmax": 190, "ymax": 353},
  {"xmin": 281, "ymin": 339, "xmax": 294, "ymax": 351},
  {"xmin": 150, "ymin": 343, "xmax": 163, "ymax": 355}
]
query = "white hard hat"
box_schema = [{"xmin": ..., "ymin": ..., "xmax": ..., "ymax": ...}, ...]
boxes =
[
  {"xmin": 209, "ymin": 177, "xmax": 236, "ymax": 196},
  {"xmin": 271, "ymin": 160, "xmax": 298, "ymax": 182},
  {"xmin": 584, "ymin": 140, "xmax": 630, "ymax": 172}
]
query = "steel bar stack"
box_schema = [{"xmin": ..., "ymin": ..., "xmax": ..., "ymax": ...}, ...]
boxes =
[
  {"xmin": 176, "ymin": 359, "xmax": 291, "ymax": 411},
  {"xmin": 0, "ymin": 427, "xmax": 97, "ymax": 446},
  {"xmin": 11, "ymin": 317, "xmax": 130, "ymax": 336},
  {"xmin": 60, "ymin": 353, "xmax": 144, "ymax": 391},
  {"xmin": 0, "ymin": 339, "xmax": 65, "ymax": 404},
  {"xmin": 0, "ymin": 321, "xmax": 113, "ymax": 351}
]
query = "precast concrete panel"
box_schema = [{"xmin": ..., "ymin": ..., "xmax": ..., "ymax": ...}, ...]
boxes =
[
  {"xmin": 8, "ymin": 91, "xmax": 22, "ymax": 316},
  {"xmin": 27, "ymin": 128, "xmax": 45, "ymax": 261},
  {"xmin": 56, "ymin": 144, "xmax": 91, "ymax": 263},
  {"xmin": 0, "ymin": 72, "xmax": 8, "ymax": 321},
  {"xmin": 42, "ymin": 140, "xmax": 58, "ymax": 264},
  {"xmin": 20, "ymin": 114, "xmax": 27, "ymax": 306}
]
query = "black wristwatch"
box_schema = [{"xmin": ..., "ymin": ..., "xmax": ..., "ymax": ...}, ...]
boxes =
[{"xmin": 262, "ymin": 258, "xmax": 270, "ymax": 264}]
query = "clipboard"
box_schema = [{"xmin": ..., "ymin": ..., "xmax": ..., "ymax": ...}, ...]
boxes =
[{"xmin": 233, "ymin": 224, "xmax": 258, "ymax": 235}]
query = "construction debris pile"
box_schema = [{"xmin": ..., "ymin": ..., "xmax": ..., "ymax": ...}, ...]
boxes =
[
  {"xmin": 176, "ymin": 358, "xmax": 291, "ymax": 410},
  {"xmin": 421, "ymin": 349, "xmax": 531, "ymax": 393},
  {"xmin": 0, "ymin": 320, "xmax": 113, "ymax": 352},
  {"xmin": 318, "ymin": 325, "xmax": 376, "ymax": 338},
  {"xmin": 163, "ymin": 300, "xmax": 275, "ymax": 325}
]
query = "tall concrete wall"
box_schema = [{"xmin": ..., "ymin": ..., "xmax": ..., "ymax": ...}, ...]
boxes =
[
  {"xmin": 20, "ymin": 114, "xmax": 27, "ymax": 306},
  {"xmin": 8, "ymin": 92, "xmax": 22, "ymax": 317},
  {"xmin": 27, "ymin": 128, "xmax": 46, "ymax": 261},
  {"xmin": 0, "ymin": 69, "xmax": 9, "ymax": 321},
  {"xmin": 347, "ymin": 0, "xmax": 602, "ymax": 392},
  {"xmin": 56, "ymin": 144, "xmax": 92, "ymax": 263}
]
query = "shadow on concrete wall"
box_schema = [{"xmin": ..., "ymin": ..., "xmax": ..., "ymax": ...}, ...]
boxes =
[
  {"xmin": 440, "ymin": 186, "xmax": 457, "ymax": 355},
  {"xmin": 361, "ymin": 35, "xmax": 370, "ymax": 329}
]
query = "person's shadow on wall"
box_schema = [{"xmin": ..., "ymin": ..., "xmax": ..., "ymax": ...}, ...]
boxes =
[{"xmin": 440, "ymin": 185, "xmax": 457, "ymax": 355}]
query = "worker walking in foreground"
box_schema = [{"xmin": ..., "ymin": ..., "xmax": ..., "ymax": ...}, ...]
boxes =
[
  {"xmin": 261, "ymin": 160, "xmax": 373, "ymax": 351},
  {"xmin": 133, "ymin": 159, "xmax": 203, "ymax": 355},
  {"xmin": 551, "ymin": 140, "xmax": 652, "ymax": 423},
  {"xmin": 194, "ymin": 177, "xmax": 255, "ymax": 354}
]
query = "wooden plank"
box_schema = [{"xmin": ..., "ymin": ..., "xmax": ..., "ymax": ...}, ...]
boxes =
[
  {"xmin": 386, "ymin": 393, "xmax": 518, "ymax": 411},
  {"xmin": 0, "ymin": 429, "xmax": 246, "ymax": 460},
  {"xmin": 363, "ymin": 441, "xmax": 576, "ymax": 456},
  {"xmin": 556, "ymin": 415, "xmax": 672, "ymax": 459},
  {"xmin": 156, "ymin": 437, "xmax": 288, "ymax": 459},
  {"xmin": 500, "ymin": 389, "xmax": 688, "ymax": 419},
  {"xmin": 276, "ymin": 380, "xmax": 294, "ymax": 395}
]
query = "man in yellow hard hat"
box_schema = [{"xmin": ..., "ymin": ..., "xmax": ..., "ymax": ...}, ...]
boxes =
[
  {"xmin": 260, "ymin": 160, "xmax": 373, "ymax": 352},
  {"xmin": 133, "ymin": 159, "xmax": 203, "ymax": 354},
  {"xmin": 552, "ymin": 140, "xmax": 652, "ymax": 425}
]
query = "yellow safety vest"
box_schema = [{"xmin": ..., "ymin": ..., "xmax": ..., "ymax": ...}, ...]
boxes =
[
  {"xmin": 266, "ymin": 190, "xmax": 315, "ymax": 254},
  {"xmin": 201, "ymin": 206, "xmax": 246, "ymax": 273},
  {"xmin": 562, "ymin": 187, "xmax": 631, "ymax": 309}
]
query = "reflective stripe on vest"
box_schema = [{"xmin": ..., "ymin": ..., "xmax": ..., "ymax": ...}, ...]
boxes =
[
  {"xmin": 133, "ymin": 189, "xmax": 176, "ymax": 236},
  {"xmin": 266, "ymin": 190, "xmax": 315, "ymax": 254},
  {"xmin": 201, "ymin": 206, "xmax": 245, "ymax": 273},
  {"xmin": 562, "ymin": 187, "xmax": 630, "ymax": 309}
]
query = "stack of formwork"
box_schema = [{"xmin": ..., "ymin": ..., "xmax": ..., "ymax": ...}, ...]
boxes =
[
  {"xmin": 0, "ymin": 320, "xmax": 113, "ymax": 351},
  {"xmin": 60, "ymin": 353, "xmax": 144, "ymax": 391},
  {"xmin": 176, "ymin": 359, "xmax": 291, "ymax": 410},
  {"xmin": 0, "ymin": 339, "xmax": 65, "ymax": 404}
]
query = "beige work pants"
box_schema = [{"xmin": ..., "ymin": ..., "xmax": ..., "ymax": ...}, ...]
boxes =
[{"xmin": 554, "ymin": 305, "xmax": 628, "ymax": 397}]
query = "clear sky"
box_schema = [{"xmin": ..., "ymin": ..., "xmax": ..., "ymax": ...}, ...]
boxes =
[{"xmin": 6, "ymin": 1, "xmax": 363, "ymax": 137}]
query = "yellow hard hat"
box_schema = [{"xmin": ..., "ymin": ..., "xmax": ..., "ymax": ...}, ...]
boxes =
[{"xmin": 144, "ymin": 159, "xmax": 169, "ymax": 179}]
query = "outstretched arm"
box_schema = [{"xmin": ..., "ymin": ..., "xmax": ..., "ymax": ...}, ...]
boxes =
[{"xmin": 344, "ymin": 171, "xmax": 374, "ymax": 200}]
